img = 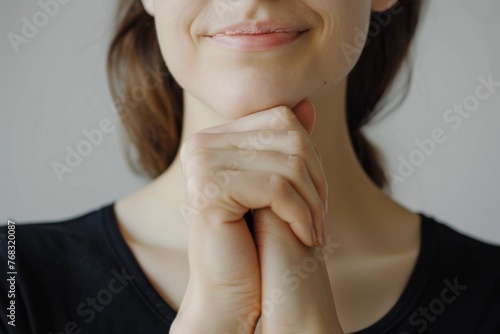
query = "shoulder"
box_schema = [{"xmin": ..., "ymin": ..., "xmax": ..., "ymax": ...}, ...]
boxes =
[
  {"xmin": 0, "ymin": 203, "xmax": 117, "ymax": 274},
  {"xmin": 1, "ymin": 203, "xmax": 113, "ymax": 245},
  {"xmin": 379, "ymin": 214, "xmax": 500, "ymax": 333},
  {"xmin": 422, "ymin": 213, "xmax": 500, "ymax": 270},
  {"xmin": 0, "ymin": 204, "xmax": 120, "ymax": 331},
  {"xmin": 419, "ymin": 213, "xmax": 500, "ymax": 305},
  {"xmin": 0, "ymin": 204, "xmax": 168, "ymax": 332}
]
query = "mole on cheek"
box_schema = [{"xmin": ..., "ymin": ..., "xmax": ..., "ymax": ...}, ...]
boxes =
[{"xmin": 323, "ymin": 81, "xmax": 328, "ymax": 85}]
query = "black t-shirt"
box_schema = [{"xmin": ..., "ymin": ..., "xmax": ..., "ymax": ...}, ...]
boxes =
[{"xmin": 1, "ymin": 203, "xmax": 499, "ymax": 334}]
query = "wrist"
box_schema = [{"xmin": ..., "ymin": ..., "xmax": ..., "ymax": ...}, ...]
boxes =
[
  {"xmin": 170, "ymin": 306, "xmax": 260, "ymax": 334},
  {"xmin": 170, "ymin": 289, "xmax": 260, "ymax": 334}
]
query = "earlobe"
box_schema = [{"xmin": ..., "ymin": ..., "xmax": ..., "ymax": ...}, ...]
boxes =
[
  {"xmin": 371, "ymin": 0, "xmax": 399, "ymax": 13},
  {"xmin": 141, "ymin": 0, "xmax": 155, "ymax": 17}
]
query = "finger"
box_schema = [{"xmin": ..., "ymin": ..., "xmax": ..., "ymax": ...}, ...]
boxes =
[
  {"xmin": 184, "ymin": 149, "xmax": 324, "ymax": 245},
  {"xmin": 193, "ymin": 101, "xmax": 324, "ymax": 203},
  {"xmin": 292, "ymin": 99, "xmax": 316, "ymax": 136},
  {"xmin": 252, "ymin": 208, "xmax": 340, "ymax": 332},
  {"xmin": 181, "ymin": 131, "xmax": 328, "ymax": 244},
  {"xmin": 201, "ymin": 105, "xmax": 304, "ymax": 135},
  {"xmin": 182, "ymin": 130, "xmax": 327, "ymax": 202},
  {"xmin": 187, "ymin": 211, "xmax": 260, "ymax": 284},
  {"xmin": 181, "ymin": 129, "xmax": 327, "ymax": 210},
  {"xmin": 201, "ymin": 100, "xmax": 317, "ymax": 136},
  {"xmin": 186, "ymin": 171, "xmax": 316, "ymax": 247}
]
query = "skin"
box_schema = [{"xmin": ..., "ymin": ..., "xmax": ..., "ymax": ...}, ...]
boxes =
[{"xmin": 114, "ymin": 0, "xmax": 422, "ymax": 333}]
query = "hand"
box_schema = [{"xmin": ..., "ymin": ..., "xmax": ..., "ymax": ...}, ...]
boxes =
[
  {"xmin": 254, "ymin": 209, "xmax": 343, "ymax": 334},
  {"xmin": 252, "ymin": 101, "xmax": 344, "ymax": 334},
  {"xmin": 171, "ymin": 100, "xmax": 327, "ymax": 334}
]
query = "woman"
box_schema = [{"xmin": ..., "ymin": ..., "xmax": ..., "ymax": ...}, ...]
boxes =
[{"xmin": 1, "ymin": 0, "xmax": 499, "ymax": 333}]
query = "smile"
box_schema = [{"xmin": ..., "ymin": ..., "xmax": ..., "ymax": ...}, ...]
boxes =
[{"xmin": 204, "ymin": 22, "xmax": 311, "ymax": 52}]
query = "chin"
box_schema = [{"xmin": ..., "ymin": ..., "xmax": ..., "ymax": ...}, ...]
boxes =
[
  {"xmin": 203, "ymin": 90, "xmax": 304, "ymax": 120},
  {"xmin": 192, "ymin": 76, "xmax": 308, "ymax": 119}
]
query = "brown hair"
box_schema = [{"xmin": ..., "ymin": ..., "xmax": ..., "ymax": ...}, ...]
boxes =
[{"xmin": 107, "ymin": 0, "xmax": 424, "ymax": 188}]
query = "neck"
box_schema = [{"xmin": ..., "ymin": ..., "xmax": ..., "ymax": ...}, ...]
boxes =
[
  {"xmin": 117, "ymin": 80, "xmax": 418, "ymax": 254},
  {"xmin": 307, "ymin": 81, "xmax": 413, "ymax": 252}
]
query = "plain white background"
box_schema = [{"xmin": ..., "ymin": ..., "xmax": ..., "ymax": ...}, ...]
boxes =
[{"xmin": 1, "ymin": 0, "xmax": 499, "ymax": 244}]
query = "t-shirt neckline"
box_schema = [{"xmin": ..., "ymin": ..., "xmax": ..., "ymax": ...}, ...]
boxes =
[
  {"xmin": 102, "ymin": 201, "xmax": 436, "ymax": 332},
  {"xmin": 102, "ymin": 202, "xmax": 178, "ymax": 324},
  {"xmin": 351, "ymin": 213, "xmax": 437, "ymax": 333}
]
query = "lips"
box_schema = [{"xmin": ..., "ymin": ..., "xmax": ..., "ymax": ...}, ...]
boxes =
[{"xmin": 204, "ymin": 21, "xmax": 310, "ymax": 52}]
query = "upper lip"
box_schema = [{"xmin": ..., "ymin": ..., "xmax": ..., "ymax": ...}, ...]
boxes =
[{"xmin": 205, "ymin": 21, "xmax": 310, "ymax": 37}]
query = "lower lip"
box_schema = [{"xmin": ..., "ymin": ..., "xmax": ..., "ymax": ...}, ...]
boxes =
[{"xmin": 209, "ymin": 31, "xmax": 308, "ymax": 52}]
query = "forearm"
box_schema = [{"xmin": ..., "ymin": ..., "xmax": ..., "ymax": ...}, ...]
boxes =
[
  {"xmin": 169, "ymin": 290, "xmax": 260, "ymax": 334},
  {"xmin": 260, "ymin": 313, "xmax": 343, "ymax": 334},
  {"xmin": 254, "ymin": 211, "xmax": 344, "ymax": 334},
  {"xmin": 170, "ymin": 309, "xmax": 259, "ymax": 334}
]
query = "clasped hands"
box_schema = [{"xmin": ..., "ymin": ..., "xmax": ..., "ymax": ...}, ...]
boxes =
[{"xmin": 170, "ymin": 100, "xmax": 344, "ymax": 334}]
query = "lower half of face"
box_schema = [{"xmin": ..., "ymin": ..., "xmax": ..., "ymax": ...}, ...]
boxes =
[{"xmin": 153, "ymin": 0, "xmax": 371, "ymax": 118}]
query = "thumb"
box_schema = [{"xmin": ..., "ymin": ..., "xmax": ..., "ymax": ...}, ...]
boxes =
[{"xmin": 292, "ymin": 99, "xmax": 316, "ymax": 136}]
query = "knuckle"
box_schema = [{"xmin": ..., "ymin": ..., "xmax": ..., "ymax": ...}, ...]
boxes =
[
  {"xmin": 288, "ymin": 130, "xmax": 308, "ymax": 153},
  {"xmin": 184, "ymin": 149, "xmax": 212, "ymax": 175},
  {"xmin": 181, "ymin": 137, "xmax": 200, "ymax": 162},
  {"xmin": 269, "ymin": 173, "xmax": 289, "ymax": 193},
  {"xmin": 185, "ymin": 172, "xmax": 225, "ymax": 209},
  {"xmin": 181, "ymin": 133, "xmax": 213, "ymax": 158},
  {"xmin": 279, "ymin": 106, "xmax": 296, "ymax": 121},
  {"xmin": 287, "ymin": 155, "xmax": 307, "ymax": 176},
  {"xmin": 270, "ymin": 106, "xmax": 296, "ymax": 129},
  {"xmin": 190, "ymin": 132, "xmax": 212, "ymax": 145},
  {"xmin": 257, "ymin": 129, "xmax": 274, "ymax": 145},
  {"xmin": 186, "ymin": 172, "xmax": 211, "ymax": 194}
]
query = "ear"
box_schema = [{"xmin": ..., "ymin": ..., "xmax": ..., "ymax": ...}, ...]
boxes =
[
  {"xmin": 141, "ymin": 0, "xmax": 155, "ymax": 16},
  {"xmin": 371, "ymin": 0, "xmax": 398, "ymax": 13}
]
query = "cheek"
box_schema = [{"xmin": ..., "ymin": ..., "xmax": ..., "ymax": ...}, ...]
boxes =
[
  {"xmin": 153, "ymin": 1, "xmax": 200, "ymax": 87},
  {"xmin": 154, "ymin": 1, "xmax": 232, "ymax": 113},
  {"xmin": 308, "ymin": 0, "xmax": 371, "ymax": 92},
  {"xmin": 153, "ymin": 0, "xmax": 372, "ymax": 117}
]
